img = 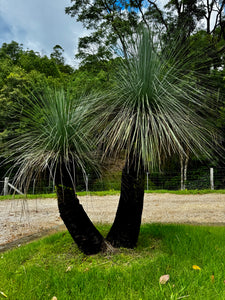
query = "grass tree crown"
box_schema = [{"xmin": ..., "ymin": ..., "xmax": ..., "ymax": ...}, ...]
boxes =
[
  {"xmin": 5, "ymin": 88, "xmax": 97, "ymax": 191},
  {"xmin": 91, "ymin": 29, "xmax": 218, "ymax": 172}
]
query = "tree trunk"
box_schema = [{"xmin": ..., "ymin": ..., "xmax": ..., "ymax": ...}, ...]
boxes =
[
  {"xmin": 55, "ymin": 164, "xmax": 106, "ymax": 255},
  {"xmin": 106, "ymin": 159, "xmax": 145, "ymax": 248}
]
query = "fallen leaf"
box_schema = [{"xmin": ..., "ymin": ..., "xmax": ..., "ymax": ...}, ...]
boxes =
[
  {"xmin": 159, "ymin": 274, "xmax": 170, "ymax": 284},
  {"xmin": 66, "ymin": 266, "xmax": 72, "ymax": 272},
  {"xmin": 51, "ymin": 297, "xmax": 57, "ymax": 300},
  {"xmin": 0, "ymin": 291, "xmax": 7, "ymax": 298},
  {"xmin": 211, "ymin": 274, "xmax": 215, "ymax": 283},
  {"xmin": 84, "ymin": 267, "xmax": 89, "ymax": 272},
  {"xmin": 192, "ymin": 265, "xmax": 201, "ymax": 270}
]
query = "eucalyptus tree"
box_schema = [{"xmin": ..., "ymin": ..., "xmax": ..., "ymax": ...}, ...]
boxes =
[
  {"xmin": 5, "ymin": 88, "xmax": 108, "ymax": 254},
  {"xmin": 89, "ymin": 29, "xmax": 218, "ymax": 248},
  {"xmin": 66, "ymin": 0, "xmax": 225, "ymax": 64}
]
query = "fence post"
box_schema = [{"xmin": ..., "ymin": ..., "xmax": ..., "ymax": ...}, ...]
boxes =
[
  {"xmin": 85, "ymin": 174, "xmax": 89, "ymax": 192},
  {"xmin": 210, "ymin": 168, "xmax": 214, "ymax": 190},
  {"xmin": 4, "ymin": 177, "xmax": 9, "ymax": 195},
  {"xmin": 33, "ymin": 179, "xmax": 36, "ymax": 194},
  {"xmin": 146, "ymin": 172, "xmax": 149, "ymax": 191}
]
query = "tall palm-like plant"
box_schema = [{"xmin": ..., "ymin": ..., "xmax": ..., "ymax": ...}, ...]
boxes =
[
  {"xmin": 6, "ymin": 88, "xmax": 106, "ymax": 254},
  {"xmin": 5, "ymin": 30, "xmax": 219, "ymax": 254},
  {"xmin": 90, "ymin": 29, "xmax": 218, "ymax": 248}
]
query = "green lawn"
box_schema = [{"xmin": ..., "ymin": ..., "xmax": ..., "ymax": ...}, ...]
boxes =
[
  {"xmin": 1, "ymin": 189, "xmax": 225, "ymax": 201},
  {"xmin": 1, "ymin": 224, "xmax": 225, "ymax": 299}
]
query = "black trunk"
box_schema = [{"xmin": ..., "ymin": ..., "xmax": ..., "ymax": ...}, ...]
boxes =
[
  {"xmin": 55, "ymin": 164, "xmax": 105, "ymax": 255},
  {"xmin": 106, "ymin": 160, "xmax": 145, "ymax": 248}
]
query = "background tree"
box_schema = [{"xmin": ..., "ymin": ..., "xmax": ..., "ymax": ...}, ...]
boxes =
[
  {"xmin": 0, "ymin": 41, "xmax": 23, "ymax": 62},
  {"xmin": 66, "ymin": 0, "xmax": 225, "ymax": 62},
  {"xmin": 50, "ymin": 45, "xmax": 65, "ymax": 65},
  {"xmin": 65, "ymin": 0, "xmax": 140, "ymax": 61},
  {"xmin": 50, "ymin": 45, "xmax": 74, "ymax": 74},
  {"xmin": 0, "ymin": 41, "xmax": 76, "ymax": 177}
]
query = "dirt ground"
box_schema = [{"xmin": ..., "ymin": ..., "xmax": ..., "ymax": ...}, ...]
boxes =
[{"xmin": 1, "ymin": 193, "xmax": 225, "ymax": 250}]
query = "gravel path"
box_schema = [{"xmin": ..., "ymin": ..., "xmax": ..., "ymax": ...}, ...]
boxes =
[{"xmin": 1, "ymin": 193, "xmax": 225, "ymax": 248}]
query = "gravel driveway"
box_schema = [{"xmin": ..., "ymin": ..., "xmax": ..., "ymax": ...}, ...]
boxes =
[{"xmin": 1, "ymin": 193, "xmax": 225, "ymax": 249}]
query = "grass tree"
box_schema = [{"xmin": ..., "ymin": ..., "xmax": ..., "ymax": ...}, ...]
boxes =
[
  {"xmin": 89, "ymin": 29, "xmax": 218, "ymax": 248},
  {"xmin": 5, "ymin": 89, "xmax": 108, "ymax": 254},
  {"xmin": 5, "ymin": 29, "xmax": 219, "ymax": 254}
]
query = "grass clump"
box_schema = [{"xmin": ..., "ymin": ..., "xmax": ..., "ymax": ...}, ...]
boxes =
[
  {"xmin": 0, "ymin": 193, "xmax": 57, "ymax": 201},
  {"xmin": 1, "ymin": 223, "xmax": 225, "ymax": 299}
]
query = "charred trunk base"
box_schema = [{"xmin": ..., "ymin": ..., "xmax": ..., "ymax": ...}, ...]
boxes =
[
  {"xmin": 106, "ymin": 161, "xmax": 145, "ymax": 248},
  {"xmin": 56, "ymin": 185, "xmax": 106, "ymax": 255},
  {"xmin": 55, "ymin": 162, "xmax": 106, "ymax": 255}
]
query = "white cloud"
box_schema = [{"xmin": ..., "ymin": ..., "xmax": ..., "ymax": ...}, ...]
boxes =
[{"xmin": 0, "ymin": 0, "xmax": 86, "ymax": 67}]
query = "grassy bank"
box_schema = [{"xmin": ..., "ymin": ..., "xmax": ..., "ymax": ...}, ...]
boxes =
[
  {"xmin": 1, "ymin": 224, "xmax": 225, "ymax": 299},
  {"xmin": 1, "ymin": 189, "xmax": 225, "ymax": 201}
]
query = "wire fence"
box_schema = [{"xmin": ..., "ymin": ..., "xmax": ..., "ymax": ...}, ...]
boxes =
[
  {"xmin": 1, "ymin": 167, "xmax": 225, "ymax": 195},
  {"xmin": 146, "ymin": 167, "xmax": 225, "ymax": 190}
]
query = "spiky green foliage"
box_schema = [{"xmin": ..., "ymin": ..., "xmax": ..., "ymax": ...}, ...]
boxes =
[
  {"xmin": 91, "ymin": 29, "xmax": 218, "ymax": 171},
  {"xmin": 6, "ymin": 88, "xmax": 97, "ymax": 191}
]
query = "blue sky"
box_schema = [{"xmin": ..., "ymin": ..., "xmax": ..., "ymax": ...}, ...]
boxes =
[{"xmin": 0, "ymin": 0, "xmax": 86, "ymax": 67}]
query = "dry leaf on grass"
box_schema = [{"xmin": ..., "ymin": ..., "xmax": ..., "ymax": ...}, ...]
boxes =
[
  {"xmin": 51, "ymin": 297, "xmax": 57, "ymax": 300},
  {"xmin": 84, "ymin": 267, "xmax": 89, "ymax": 272},
  {"xmin": 0, "ymin": 291, "xmax": 7, "ymax": 298},
  {"xmin": 192, "ymin": 265, "xmax": 201, "ymax": 270},
  {"xmin": 66, "ymin": 266, "xmax": 73, "ymax": 272},
  {"xmin": 159, "ymin": 274, "xmax": 170, "ymax": 284}
]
